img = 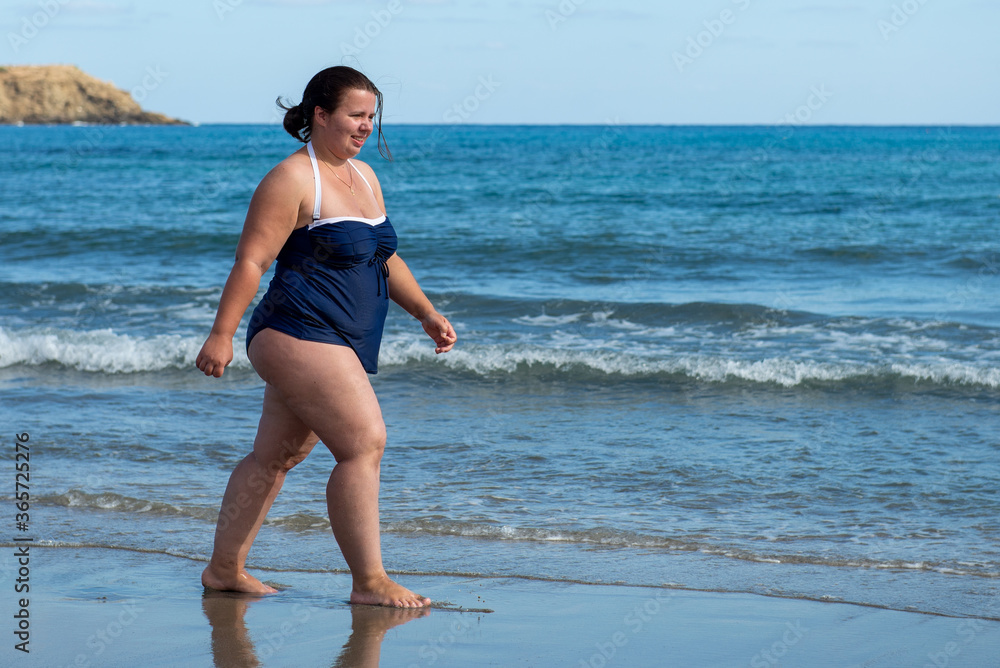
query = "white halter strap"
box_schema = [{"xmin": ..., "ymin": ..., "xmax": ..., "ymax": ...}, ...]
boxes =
[
  {"xmin": 306, "ymin": 141, "xmax": 377, "ymax": 222},
  {"xmin": 306, "ymin": 141, "xmax": 323, "ymax": 222}
]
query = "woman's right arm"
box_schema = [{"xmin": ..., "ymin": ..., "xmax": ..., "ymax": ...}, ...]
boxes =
[{"xmin": 195, "ymin": 160, "xmax": 305, "ymax": 378}]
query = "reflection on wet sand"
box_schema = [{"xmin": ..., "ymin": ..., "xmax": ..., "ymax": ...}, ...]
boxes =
[
  {"xmin": 201, "ymin": 589, "xmax": 429, "ymax": 668},
  {"xmin": 201, "ymin": 590, "xmax": 264, "ymax": 668},
  {"xmin": 332, "ymin": 604, "xmax": 430, "ymax": 667}
]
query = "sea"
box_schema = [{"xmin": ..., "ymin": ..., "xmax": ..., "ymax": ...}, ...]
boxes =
[{"xmin": 1, "ymin": 124, "xmax": 998, "ymax": 621}]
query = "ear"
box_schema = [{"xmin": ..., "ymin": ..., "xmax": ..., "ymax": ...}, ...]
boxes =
[{"xmin": 313, "ymin": 106, "xmax": 329, "ymax": 128}]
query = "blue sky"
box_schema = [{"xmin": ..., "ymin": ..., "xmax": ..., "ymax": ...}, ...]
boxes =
[{"xmin": 4, "ymin": 0, "xmax": 999, "ymax": 125}]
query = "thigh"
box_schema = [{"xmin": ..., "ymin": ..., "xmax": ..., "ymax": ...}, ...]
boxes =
[
  {"xmin": 252, "ymin": 382, "xmax": 320, "ymax": 469},
  {"xmin": 248, "ymin": 328, "xmax": 385, "ymax": 461}
]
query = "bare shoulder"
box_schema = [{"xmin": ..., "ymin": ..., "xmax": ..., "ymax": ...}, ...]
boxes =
[
  {"xmin": 256, "ymin": 147, "xmax": 312, "ymax": 197},
  {"xmin": 241, "ymin": 147, "xmax": 314, "ymax": 239},
  {"xmin": 349, "ymin": 158, "xmax": 382, "ymax": 188}
]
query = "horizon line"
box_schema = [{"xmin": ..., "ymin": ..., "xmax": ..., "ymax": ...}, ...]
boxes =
[{"xmin": 192, "ymin": 122, "xmax": 1000, "ymax": 128}]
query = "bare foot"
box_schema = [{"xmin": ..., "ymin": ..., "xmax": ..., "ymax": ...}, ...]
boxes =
[
  {"xmin": 202, "ymin": 564, "xmax": 278, "ymax": 594},
  {"xmin": 350, "ymin": 573, "xmax": 430, "ymax": 608}
]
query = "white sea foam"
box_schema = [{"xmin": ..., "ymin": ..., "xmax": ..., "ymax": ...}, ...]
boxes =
[
  {"xmin": 0, "ymin": 326, "xmax": 251, "ymax": 373},
  {"xmin": 513, "ymin": 312, "xmax": 585, "ymax": 326},
  {"xmin": 380, "ymin": 339, "xmax": 999, "ymax": 388},
  {"xmin": 2, "ymin": 325, "xmax": 997, "ymax": 389}
]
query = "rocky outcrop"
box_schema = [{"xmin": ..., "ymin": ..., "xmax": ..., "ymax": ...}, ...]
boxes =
[{"xmin": 0, "ymin": 64, "xmax": 186, "ymax": 125}]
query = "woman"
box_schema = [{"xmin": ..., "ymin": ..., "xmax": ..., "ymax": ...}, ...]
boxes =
[{"xmin": 195, "ymin": 66, "xmax": 456, "ymax": 608}]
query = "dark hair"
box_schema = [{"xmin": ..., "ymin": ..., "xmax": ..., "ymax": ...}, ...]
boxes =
[{"xmin": 277, "ymin": 66, "xmax": 391, "ymax": 160}]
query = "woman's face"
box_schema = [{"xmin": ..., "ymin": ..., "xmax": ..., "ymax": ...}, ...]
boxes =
[{"xmin": 318, "ymin": 88, "xmax": 377, "ymax": 158}]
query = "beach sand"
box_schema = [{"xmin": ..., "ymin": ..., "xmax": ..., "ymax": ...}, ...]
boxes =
[{"xmin": 5, "ymin": 546, "xmax": 998, "ymax": 667}]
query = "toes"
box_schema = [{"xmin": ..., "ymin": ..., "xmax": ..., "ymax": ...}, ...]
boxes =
[{"xmin": 351, "ymin": 577, "xmax": 431, "ymax": 608}]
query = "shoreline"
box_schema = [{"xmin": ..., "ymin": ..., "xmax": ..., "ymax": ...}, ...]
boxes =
[
  {"xmin": 3, "ymin": 546, "xmax": 998, "ymax": 666},
  {"xmin": 8, "ymin": 493, "xmax": 998, "ymax": 622},
  {"xmin": 12, "ymin": 542, "xmax": 999, "ymax": 623}
]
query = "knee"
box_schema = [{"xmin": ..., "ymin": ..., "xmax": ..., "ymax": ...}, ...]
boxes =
[
  {"xmin": 254, "ymin": 436, "xmax": 316, "ymax": 478},
  {"xmin": 360, "ymin": 422, "xmax": 386, "ymax": 460},
  {"xmin": 337, "ymin": 422, "xmax": 386, "ymax": 464},
  {"xmin": 277, "ymin": 450, "xmax": 311, "ymax": 473}
]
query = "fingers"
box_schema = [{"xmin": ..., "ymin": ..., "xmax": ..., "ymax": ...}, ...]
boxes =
[
  {"xmin": 195, "ymin": 354, "xmax": 227, "ymax": 378},
  {"xmin": 204, "ymin": 363, "xmax": 225, "ymax": 378},
  {"xmin": 420, "ymin": 313, "xmax": 457, "ymax": 354},
  {"xmin": 195, "ymin": 336, "xmax": 233, "ymax": 377},
  {"xmin": 434, "ymin": 322, "xmax": 457, "ymax": 354}
]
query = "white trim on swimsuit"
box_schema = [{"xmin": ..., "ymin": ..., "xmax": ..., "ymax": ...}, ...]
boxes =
[{"xmin": 305, "ymin": 141, "xmax": 385, "ymax": 229}]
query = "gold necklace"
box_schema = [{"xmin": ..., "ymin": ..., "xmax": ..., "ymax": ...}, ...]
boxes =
[{"xmin": 323, "ymin": 159, "xmax": 355, "ymax": 196}]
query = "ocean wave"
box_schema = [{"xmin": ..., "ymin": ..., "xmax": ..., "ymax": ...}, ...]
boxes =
[
  {"xmin": 383, "ymin": 519, "xmax": 1000, "ymax": 579},
  {"xmin": 0, "ymin": 326, "xmax": 250, "ymax": 373},
  {"xmin": 2, "ymin": 323, "xmax": 998, "ymax": 391},
  {"xmin": 23, "ymin": 501, "xmax": 998, "ymax": 581},
  {"xmin": 42, "ymin": 489, "xmax": 338, "ymax": 531},
  {"xmin": 43, "ymin": 489, "xmax": 219, "ymax": 521},
  {"xmin": 380, "ymin": 341, "xmax": 1000, "ymax": 390}
]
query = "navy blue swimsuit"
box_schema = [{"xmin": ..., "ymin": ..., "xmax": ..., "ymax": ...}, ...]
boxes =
[{"xmin": 245, "ymin": 142, "xmax": 398, "ymax": 374}]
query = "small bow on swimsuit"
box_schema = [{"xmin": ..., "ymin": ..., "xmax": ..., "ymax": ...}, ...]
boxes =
[{"xmin": 369, "ymin": 254, "xmax": 390, "ymax": 296}]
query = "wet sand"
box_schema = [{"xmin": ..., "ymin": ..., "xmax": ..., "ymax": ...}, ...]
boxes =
[{"xmin": 4, "ymin": 546, "xmax": 999, "ymax": 667}]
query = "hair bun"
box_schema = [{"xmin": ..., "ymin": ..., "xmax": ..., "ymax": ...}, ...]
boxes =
[{"xmin": 278, "ymin": 98, "xmax": 309, "ymax": 143}]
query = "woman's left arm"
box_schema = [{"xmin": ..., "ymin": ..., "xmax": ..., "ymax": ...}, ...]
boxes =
[{"xmin": 386, "ymin": 254, "xmax": 457, "ymax": 354}]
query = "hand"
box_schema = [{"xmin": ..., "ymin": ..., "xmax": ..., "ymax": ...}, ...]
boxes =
[
  {"xmin": 195, "ymin": 332, "xmax": 234, "ymax": 378},
  {"xmin": 420, "ymin": 312, "xmax": 457, "ymax": 354}
]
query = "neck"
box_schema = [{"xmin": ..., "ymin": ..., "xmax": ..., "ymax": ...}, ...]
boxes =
[{"xmin": 310, "ymin": 138, "xmax": 349, "ymax": 167}]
